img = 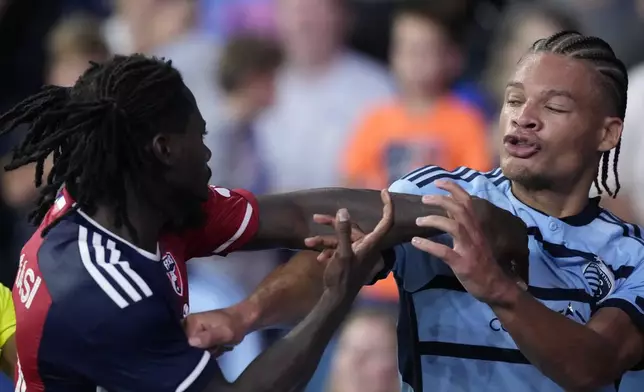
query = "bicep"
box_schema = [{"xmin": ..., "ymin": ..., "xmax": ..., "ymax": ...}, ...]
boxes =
[
  {"xmin": 69, "ymin": 298, "xmax": 226, "ymax": 391},
  {"xmin": 589, "ymin": 305, "xmax": 644, "ymax": 373}
]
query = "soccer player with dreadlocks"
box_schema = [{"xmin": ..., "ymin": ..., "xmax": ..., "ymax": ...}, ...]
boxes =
[
  {"xmin": 1, "ymin": 53, "xmax": 527, "ymax": 391},
  {"xmin": 189, "ymin": 31, "xmax": 644, "ymax": 391}
]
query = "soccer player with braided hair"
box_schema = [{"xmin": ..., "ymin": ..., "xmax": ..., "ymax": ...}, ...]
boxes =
[
  {"xmin": 2, "ymin": 53, "xmax": 527, "ymax": 391},
  {"xmin": 188, "ymin": 31, "xmax": 644, "ymax": 391}
]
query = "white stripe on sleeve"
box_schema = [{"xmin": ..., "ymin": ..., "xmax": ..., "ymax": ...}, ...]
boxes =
[{"xmin": 213, "ymin": 202, "xmax": 254, "ymax": 254}]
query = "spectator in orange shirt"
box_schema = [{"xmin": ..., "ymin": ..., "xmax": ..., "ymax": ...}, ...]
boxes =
[{"xmin": 343, "ymin": 3, "xmax": 491, "ymax": 190}]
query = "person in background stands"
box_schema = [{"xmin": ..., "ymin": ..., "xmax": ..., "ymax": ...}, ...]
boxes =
[
  {"xmin": 344, "ymin": 2, "xmax": 491, "ymax": 306},
  {"xmin": 254, "ymin": 0, "xmax": 394, "ymax": 192},
  {"xmin": 189, "ymin": 35, "xmax": 284, "ymax": 381},
  {"xmin": 325, "ymin": 308, "xmax": 399, "ymax": 392}
]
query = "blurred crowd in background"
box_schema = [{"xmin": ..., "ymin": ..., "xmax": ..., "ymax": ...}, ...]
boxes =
[{"xmin": 2, "ymin": 0, "xmax": 644, "ymax": 391}]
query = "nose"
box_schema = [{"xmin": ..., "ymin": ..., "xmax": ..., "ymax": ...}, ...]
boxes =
[{"xmin": 512, "ymin": 104, "xmax": 542, "ymax": 132}]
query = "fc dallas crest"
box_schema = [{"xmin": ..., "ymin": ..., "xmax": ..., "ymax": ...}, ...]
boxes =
[{"xmin": 162, "ymin": 253, "xmax": 183, "ymax": 296}]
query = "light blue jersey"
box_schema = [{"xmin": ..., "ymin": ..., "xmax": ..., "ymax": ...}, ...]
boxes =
[{"xmin": 374, "ymin": 166, "xmax": 644, "ymax": 392}]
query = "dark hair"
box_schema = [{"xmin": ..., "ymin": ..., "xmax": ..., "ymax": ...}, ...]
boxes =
[
  {"xmin": 218, "ymin": 35, "xmax": 283, "ymax": 94},
  {"xmin": 530, "ymin": 31, "xmax": 628, "ymax": 198},
  {"xmin": 394, "ymin": 0, "xmax": 472, "ymax": 47},
  {"xmin": 0, "ymin": 54, "xmax": 193, "ymax": 234}
]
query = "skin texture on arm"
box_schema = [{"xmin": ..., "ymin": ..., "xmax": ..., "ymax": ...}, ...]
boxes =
[
  {"xmin": 492, "ymin": 288, "xmax": 644, "ymax": 391},
  {"xmin": 247, "ymin": 189, "xmax": 446, "ymax": 251},
  {"xmin": 191, "ymin": 197, "xmax": 394, "ymax": 391}
]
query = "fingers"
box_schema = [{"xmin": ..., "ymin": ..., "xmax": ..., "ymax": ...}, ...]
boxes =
[
  {"xmin": 304, "ymin": 235, "xmax": 338, "ymax": 249},
  {"xmin": 312, "ymin": 214, "xmax": 335, "ymax": 225},
  {"xmin": 356, "ymin": 189, "xmax": 394, "ymax": 252},
  {"xmin": 334, "ymin": 209, "xmax": 353, "ymax": 260},
  {"xmin": 411, "ymin": 237, "xmax": 460, "ymax": 263},
  {"xmin": 435, "ymin": 180, "xmax": 471, "ymax": 204},
  {"xmin": 317, "ymin": 248, "xmax": 335, "ymax": 262},
  {"xmin": 415, "ymin": 214, "xmax": 471, "ymax": 243}
]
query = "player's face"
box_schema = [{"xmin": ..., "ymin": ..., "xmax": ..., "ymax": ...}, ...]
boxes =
[
  {"xmin": 499, "ymin": 52, "xmax": 621, "ymax": 191},
  {"xmin": 156, "ymin": 96, "xmax": 212, "ymax": 230}
]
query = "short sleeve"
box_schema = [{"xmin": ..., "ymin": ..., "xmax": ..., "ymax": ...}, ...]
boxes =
[
  {"xmin": 599, "ymin": 261, "xmax": 644, "ymax": 332},
  {"xmin": 182, "ymin": 185, "xmax": 260, "ymax": 259},
  {"xmin": 63, "ymin": 296, "xmax": 220, "ymax": 392}
]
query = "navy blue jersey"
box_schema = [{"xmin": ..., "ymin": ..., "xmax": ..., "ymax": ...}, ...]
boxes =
[{"xmin": 13, "ymin": 187, "xmax": 260, "ymax": 391}]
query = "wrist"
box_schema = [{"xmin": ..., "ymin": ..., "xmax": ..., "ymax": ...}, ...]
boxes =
[
  {"xmin": 229, "ymin": 299, "xmax": 262, "ymax": 332},
  {"xmin": 487, "ymin": 277, "xmax": 525, "ymax": 310}
]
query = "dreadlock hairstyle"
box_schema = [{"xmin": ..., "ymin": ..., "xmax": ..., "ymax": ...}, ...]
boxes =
[
  {"xmin": 0, "ymin": 54, "xmax": 193, "ymax": 236},
  {"xmin": 530, "ymin": 31, "xmax": 628, "ymax": 198}
]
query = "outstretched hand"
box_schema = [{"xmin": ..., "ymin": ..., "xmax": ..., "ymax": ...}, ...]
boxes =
[
  {"xmin": 412, "ymin": 180, "xmax": 528, "ymax": 305},
  {"xmin": 305, "ymin": 190, "xmax": 392, "ymax": 263},
  {"xmin": 322, "ymin": 190, "xmax": 393, "ymax": 294}
]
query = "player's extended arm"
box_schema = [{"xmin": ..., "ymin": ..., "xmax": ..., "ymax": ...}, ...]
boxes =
[
  {"xmin": 492, "ymin": 288, "xmax": 644, "ymax": 391},
  {"xmin": 247, "ymin": 188, "xmax": 445, "ymax": 251},
  {"xmin": 207, "ymin": 289, "xmax": 355, "ymax": 392},
  {"xmin": 0, "ymin": 334, "xmax": 16, "ymax": 377}
]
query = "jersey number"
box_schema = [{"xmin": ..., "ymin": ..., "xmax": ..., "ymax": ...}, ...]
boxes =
[{"xmin": 15, "ymin": 254, "xmax": 42, "ymax": 309}]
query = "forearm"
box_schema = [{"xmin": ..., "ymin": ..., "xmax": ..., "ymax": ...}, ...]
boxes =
[
  {"xmin": 231, "ymin": 251, "xmax": 325, "ymax": 331},
  {"xmin": 222, "ymin": 291, "xmax": 354, "ymax": 392},
  {"xmin": 493, "ymin": 287, "xmax": 621, "ymax": 390},
  {"xmin": 253, "ymin": 188, "xmax": 445, "ymax": 250}
]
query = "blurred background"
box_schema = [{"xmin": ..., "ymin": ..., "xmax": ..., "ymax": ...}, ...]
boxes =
[{"xmin": 2, "ymin": 0, "xmax": 644, "ymax": 391}]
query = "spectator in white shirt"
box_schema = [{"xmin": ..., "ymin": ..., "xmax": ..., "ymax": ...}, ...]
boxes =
[{"xmin": 255, "ymin": 0, "xmax": 395, "ymax": 191}]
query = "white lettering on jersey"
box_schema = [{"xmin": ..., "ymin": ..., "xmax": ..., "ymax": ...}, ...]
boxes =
[{"xmin": 15, "ymin": 254, "xmax": 42, "ymax": 309}]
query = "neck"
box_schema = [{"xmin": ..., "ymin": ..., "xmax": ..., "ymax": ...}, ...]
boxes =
[
  {"xmin": 510, "ymin": 173, "xmax": 596, "ymax": 218},
  {"xmin": 89, "ymin": 192, "xmax": 165, "ymax": 254},
  {"xmin": 401, "ymin": 93, "xmax": 438, "ymax": 115}
]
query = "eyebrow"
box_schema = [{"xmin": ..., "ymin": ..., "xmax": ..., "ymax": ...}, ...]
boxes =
[{"xmin": 506, "ymin": 81, "xmax": 576, "ymax": 101}]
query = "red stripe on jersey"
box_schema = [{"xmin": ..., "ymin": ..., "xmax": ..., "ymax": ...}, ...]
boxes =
[{"xmin": 13, "ymin": 227, "xmax": 52, "ymax": 391}]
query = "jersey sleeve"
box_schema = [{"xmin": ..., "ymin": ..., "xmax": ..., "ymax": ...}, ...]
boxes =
[
  {"xmin": 61, "ymin": 295, "xmax": 221, "ymax": 391},
  {"xmin": 183, "ymin": 185, "xmax": 260, "ymax": 259},
  {"xmin": 598, "ymin": 255, "xmax": 644, "ymax": 332}
]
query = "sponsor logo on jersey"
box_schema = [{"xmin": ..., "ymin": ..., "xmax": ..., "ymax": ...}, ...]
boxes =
[
  {"xmin": 583, "ymin": 256, "xmax": 615, "ymax": 302},
  {"xmin": 162, "ymin": 252, "xmax": 183, "ymax": 296}
]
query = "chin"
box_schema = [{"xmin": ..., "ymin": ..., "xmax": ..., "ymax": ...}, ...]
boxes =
[{"xmin": 502, "ymin": 161, "xmax": 553, "ymax": 191}]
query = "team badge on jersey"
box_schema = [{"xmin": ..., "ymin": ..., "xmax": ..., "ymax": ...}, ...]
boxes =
[
  {"xmin": 583, "ymin": 256, "xmax": 615, "ymax": 302},
  {"xmin": 162, "ymin": 253, "xmax": 183, "ymax": 296}
]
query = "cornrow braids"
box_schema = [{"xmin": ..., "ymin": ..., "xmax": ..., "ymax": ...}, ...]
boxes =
[
  {"xmin": 0, "ymin": 54, "xmax": 192, "ymax": 236},
  {"xmin": 530, "ymin": 31, "xmax": 627, "ymax": 198}
]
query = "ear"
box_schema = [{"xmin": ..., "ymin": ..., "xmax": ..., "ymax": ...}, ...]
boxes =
[
  {"xmin": 151, "ymin": 133, "xmax": 175, "ymax": 166},
  {"xmin": 597, "ymin": 117, "xmax": 623, "ymax": 153}
]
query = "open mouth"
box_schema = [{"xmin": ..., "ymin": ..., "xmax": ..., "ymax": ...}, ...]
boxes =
[{"xmin": 503, "ymin": 134, "xmax": 541, "ymax": 159}]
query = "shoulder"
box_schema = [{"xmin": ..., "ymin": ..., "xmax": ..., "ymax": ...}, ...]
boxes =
[
  {"xmin": 595, "ymin": 209, "xmax": 644, "ymax": 261},
  {"xmin": 389, "ymin": 166, "xmax": 508, "ymax": 196},
  {"xmin": 337, "ymin": 52, "xmax": 395, "ymax": 93},
  {"xmin": 40, "ymin": 218, "xmax": 156, "ymax": 325}
]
